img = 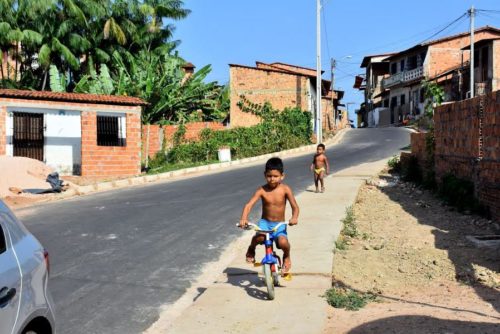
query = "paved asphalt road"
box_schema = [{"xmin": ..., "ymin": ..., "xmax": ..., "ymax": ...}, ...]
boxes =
[{"xmin": 18, "ymin": 128, "xmax": 410, "ymax": 334}]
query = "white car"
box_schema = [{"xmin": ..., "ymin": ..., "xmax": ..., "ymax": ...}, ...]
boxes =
[{"xmin": 0, "ymin": 200, "xmax": 56, "ymax": 334}]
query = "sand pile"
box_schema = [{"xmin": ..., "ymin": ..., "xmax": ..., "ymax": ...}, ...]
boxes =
[{"xmin": 0, "ymin": 156, "xmax": 54, "ymax": 198}]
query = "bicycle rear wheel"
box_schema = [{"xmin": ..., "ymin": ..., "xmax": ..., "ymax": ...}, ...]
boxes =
[{"xmin": 263, "ymin": 264, "xmax": 275, "ymax": 300}]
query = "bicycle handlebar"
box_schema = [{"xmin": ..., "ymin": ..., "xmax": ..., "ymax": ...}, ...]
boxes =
[{"xmin": 236, "ymin": 221, "xmax": 289, "ymax": 233}]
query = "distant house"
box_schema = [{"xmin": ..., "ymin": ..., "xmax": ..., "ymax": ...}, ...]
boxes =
[
  {"xmin": 356, "ymin": 53, "xmax": 395, "ymax": 127},
  {"xmin": 0, "ymin": 89, "xmax": 147, "ymax": 177},
  {"xmin": 357, "ymin": 26, "xmax": 500, "ymax": 127},
  {"xmin": 381, "ymin": 26, "xmax": 500, "ymax": 124},
  {"xmin": 229, "ymin": 61, "xmax": 344, "ymax": 132}
]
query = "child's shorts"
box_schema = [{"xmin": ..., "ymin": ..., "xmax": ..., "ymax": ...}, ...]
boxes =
[{"xmin": 257, "ymin": 218, "xmax": 288, "ymax": 243}]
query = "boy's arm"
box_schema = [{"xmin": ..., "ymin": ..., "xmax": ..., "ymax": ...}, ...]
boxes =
[
  {"xmin": 285, "ymin": 186, "xmax": 300, "ymax": 225},
  {"xmin": 325, "ymin": 155, "xmax": 330, "ymax": 174},
  {"xmin": 239, "ymin": 187, "xmax": 262, "ymax": 228}
]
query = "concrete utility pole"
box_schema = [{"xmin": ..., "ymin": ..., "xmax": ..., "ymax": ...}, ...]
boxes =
[
  {"xmin": 469, "ymin": 5, "xmax": 475, "ymax": 98},
  {"xmin": 316, "ymin": 0, "xmax": 322, "ymax": 143},
  {"xmin": 331, "ymin": 58, "xmax": 336, "ymax": 127}
]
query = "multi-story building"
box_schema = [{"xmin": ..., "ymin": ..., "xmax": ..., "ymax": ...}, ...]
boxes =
[{"xmin": 381, "ymin": 26, "xmax": 500, "ymax": 125}]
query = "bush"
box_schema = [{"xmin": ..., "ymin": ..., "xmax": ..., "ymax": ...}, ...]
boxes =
[
  {"xmin": 401, "ymin": 155, "xmax": 422, "ymax": 183},
  {"xmin": 387, "ymin": 155, "xmax": 401, "ymax": 172},
  {"xmin": 324, "ymin": 288, "xmax": 376, "ymax": 310},
  {"xmin": 152, "ymin": 106, "xmax": 313, "ymax": 166}
]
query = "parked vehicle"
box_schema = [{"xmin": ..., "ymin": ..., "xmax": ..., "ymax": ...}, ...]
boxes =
[{"xmin": 0, "ymin": 200, "xmax": 56, "ymax": 334}]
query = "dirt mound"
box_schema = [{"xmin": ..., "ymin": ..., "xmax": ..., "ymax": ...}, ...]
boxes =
[{"xmin": 0, "ymin": 156, "xmax": 53, "ymax": 197}]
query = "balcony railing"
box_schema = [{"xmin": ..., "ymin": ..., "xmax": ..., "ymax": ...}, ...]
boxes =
[{"xmin": 382, "ymin": 66, "xmax": 424, "ymax": 89}]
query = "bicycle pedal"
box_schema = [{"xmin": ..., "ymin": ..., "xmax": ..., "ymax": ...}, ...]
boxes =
[
  {"xmin": 253, "ymin": 263, "xmax": 262, "ymax": 267},
  {"xmin": 282, "ymin": 273, "xmax": 292, "ymax": 281}
]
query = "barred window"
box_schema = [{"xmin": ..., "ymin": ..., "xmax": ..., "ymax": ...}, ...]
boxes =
[{"xmin": 97, "ymin": 114, "xmax": 126, "ymax": 146}]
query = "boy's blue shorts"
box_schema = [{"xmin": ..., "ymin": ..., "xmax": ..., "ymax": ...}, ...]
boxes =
[{"xmin": 257, "ymin": 218, "xmax": 288, "ymax": 242}]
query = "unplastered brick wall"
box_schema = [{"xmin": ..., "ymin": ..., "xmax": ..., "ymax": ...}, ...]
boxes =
[
  {"xmin": 230, "ymin": 65, "xmax": 310, "ymax": 127},
  {"xmin": 0, "ymin": 106, "xmax": 5, "ymax": 155},
  {"xmin": 142, "ymin": 122, "xmax": 225, "ymax": 158},
  {"xmin": 432, "ymin": 90, "xmax": 500, "ymax": 221},
  {"xmin": 410, "ymin": 132, "xmax": 428, "ymax": 169},
  {"xmin": 81, "ymin": 110, "xmax": 141, "ymax": 177}
]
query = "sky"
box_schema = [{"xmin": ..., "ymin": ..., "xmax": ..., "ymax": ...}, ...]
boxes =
[{"xmin": 173, "ymin": 0, "xmax": 500, "ymax": 113}]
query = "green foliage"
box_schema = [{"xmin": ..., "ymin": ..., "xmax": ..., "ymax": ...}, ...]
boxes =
[
  {"xmin": 74, "ymin": 64, "xmax": 114, "ymax": 95},
  {"xmin": 148, "ymin": 105, "xmax": 312, "ymax": 168},
  {"xmin": 388, "ymin": 155, "xmax": 401, "ymax": 172},
  {"xmin": 341, "ymin": 206, "xmax": 358, "ymax": 238},
  {"xmin": 49, "ymin": 65, "xmax": 66, "ymax": 92},
  {"xmin": 335, "ymin": 206, "xmax": 357, "ymax": 250},
  {"xmin": 422, "ymin": 80, "xmax": 445, "ymax": 118},
  {"xmin": 324, "ymin": 288, "xmax": 376, "ymax": 311},
  {"xmin": 0, "ymin": 0, "xmax": 191, "ymax": 90}
]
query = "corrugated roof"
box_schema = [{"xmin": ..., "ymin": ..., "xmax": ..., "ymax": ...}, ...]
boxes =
[{"xmin": 0, "ymin": 89, "xmax": 148, "ymax": 106}]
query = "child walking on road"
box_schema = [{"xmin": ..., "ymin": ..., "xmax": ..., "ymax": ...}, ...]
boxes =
[
  {"xmin": 238, "ymin": 157, "xmax": 299, "ymax": 275},
  {"xmin": 311, "ymin": 143, "xmax": 330, "ymax": 193}
]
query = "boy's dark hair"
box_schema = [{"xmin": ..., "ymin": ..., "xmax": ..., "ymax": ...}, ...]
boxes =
[
  {"xmin": 265, "ymin": 157, "xmax": 284, "ymax": 173},
  {"xmin": 317, "ymin": 143, "xmax": 325, "ymax": 149}
]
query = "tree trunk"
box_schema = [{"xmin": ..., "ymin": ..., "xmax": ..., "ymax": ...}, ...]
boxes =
[{"xmin": 41, "ymin": 69, "xmax": 48, "ymax": 91}]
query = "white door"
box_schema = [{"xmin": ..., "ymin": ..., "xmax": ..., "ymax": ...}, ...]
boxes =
[{"xmin": 0, "ymin": 223, "xmax": 22, "ymax": 334}]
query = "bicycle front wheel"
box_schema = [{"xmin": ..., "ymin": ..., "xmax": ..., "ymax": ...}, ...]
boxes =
[{"xmin": 263, "ymin": 264, "xmax": 275, "ymax": 300}]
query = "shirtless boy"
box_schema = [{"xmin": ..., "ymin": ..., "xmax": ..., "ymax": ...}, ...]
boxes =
[
  {"xmin": 310, "ymin": 143, "xmax": 330, "ymax": 193},
  {"xmin": 239, "ymin": 157, "xmax": 299, "ymax": 274}
]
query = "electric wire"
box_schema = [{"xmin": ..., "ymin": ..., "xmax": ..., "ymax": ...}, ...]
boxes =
[{"xmin": 419, "ymin": 12, "xmax": 468, "ymax": 44}]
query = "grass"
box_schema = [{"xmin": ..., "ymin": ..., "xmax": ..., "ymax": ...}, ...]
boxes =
[
  {"xmin": 324, "ymin": 287, "xmax": 376, "ymax": 311},
  {"xmin": 335, "ymin": 206, "xmax": 358, "ymax": 250}
]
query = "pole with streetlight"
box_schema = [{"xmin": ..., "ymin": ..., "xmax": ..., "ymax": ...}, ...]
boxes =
[{"xmin": 316, "ymin": 0, "xmax": 322, "ymax": 143}]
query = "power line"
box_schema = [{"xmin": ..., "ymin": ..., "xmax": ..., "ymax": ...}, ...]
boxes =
[
  {"xmin": 321, "ymin": 0, "xmax": 331, "ymax": 61},
  {"xmin": 476, "ymin": 9, "xmax": 500, "ymax": 13},
  {"xmin": 338, "ymin": 12, "xmax": 471, "ymax": 59},
  {"xmin": 419, "ymin": 12, "xmax": 468, "ymax": 43}
]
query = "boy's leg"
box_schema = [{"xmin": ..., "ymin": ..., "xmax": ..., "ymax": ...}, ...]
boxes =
[
  {"xmin": 319, "ymin": 172, "xmax": 325, "ymax": 192},
  {"xmin": 276, "ymin": 236, "xmax": 291, "ymax": 273},
  {"xmin": 246, "ymin": 234, "xmax": 265, "ymax": 263},
  {"xmin": 314, "ymin": 173, "xmax": 319, "ymax": 192}
]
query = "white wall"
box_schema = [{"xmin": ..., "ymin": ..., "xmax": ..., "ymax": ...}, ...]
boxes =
[{"xmin": 6, "ymin": 108, "xmax": 81, "ymax": 174}]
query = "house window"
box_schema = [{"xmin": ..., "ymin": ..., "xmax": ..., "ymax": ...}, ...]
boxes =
[
  {"xmin": 97, "ymin": 114, "xmax": 126, "ymax": 146},
  {"xmin": 400, "ymin": 59, "xmax": 405, "ymax": 72},
  {"xmin": 420, "ymin": 88, "xmax": 425, "ymax": 103},
  {"xmin": 391, "ymin": 63, "xmax": 397, "ymax": 74},
  {"xmin": 383, "ymin": 99, "xmax": 389, "ymax": 108},
  {"xmin": 400, "ymin": 94, "xmax": 406, "ymax": 105}
]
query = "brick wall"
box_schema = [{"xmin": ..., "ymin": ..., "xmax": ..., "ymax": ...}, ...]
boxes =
[
  {"xmin": 428, "ymin": 30, "xmax": 500, "ymax": 77},
  {"xmin": 81, "ymin": 111, "xmax": 142, "ymax": 177},
  {"xmin": 411, "ymin": 90, "xmax": 500, "ymax": 221},
  {"xmin": 0, "ymin": 106, "xmax": 5, "ymax": 155},
  {"xmin": 230, "ymin": 65, "xmax": 310, "ymax": 127},
  {"xmin": 142, "ymin": 121, "xmax": 225, "ymax": 158}
]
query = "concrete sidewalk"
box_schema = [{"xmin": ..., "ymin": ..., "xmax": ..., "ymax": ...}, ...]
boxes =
[{"xmin": 145, "ymin": 158, "xmax": 391, "ymax": 334}]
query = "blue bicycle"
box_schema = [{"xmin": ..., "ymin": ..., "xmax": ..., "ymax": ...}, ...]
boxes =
[{"xmin": 240, "ymin": 222, "xmax": 290, "ymax": 300}]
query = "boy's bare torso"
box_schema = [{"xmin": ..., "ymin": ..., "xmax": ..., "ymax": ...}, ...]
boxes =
[
  {"xmin": 313, "ymin": 153, "xmax": 328, "ymax": 168},
  {"xmin": 260, "ymin": 184, "xmax": 288, "ymax": 222}
]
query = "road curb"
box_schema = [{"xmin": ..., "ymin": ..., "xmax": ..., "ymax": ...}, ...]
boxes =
[{"xmin": 73, "ymin": 128, "xmax": 349, "ymax": 195}]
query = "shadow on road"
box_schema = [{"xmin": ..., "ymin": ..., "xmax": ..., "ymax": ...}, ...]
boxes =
[{"xmin": 346, "ymin": 315, "xmax": 500, "ymax": 334}]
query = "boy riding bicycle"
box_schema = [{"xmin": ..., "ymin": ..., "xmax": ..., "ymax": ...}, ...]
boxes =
[{"xmin": 238, "ymin": 157, "xmax": 300, "ymax": 275}]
